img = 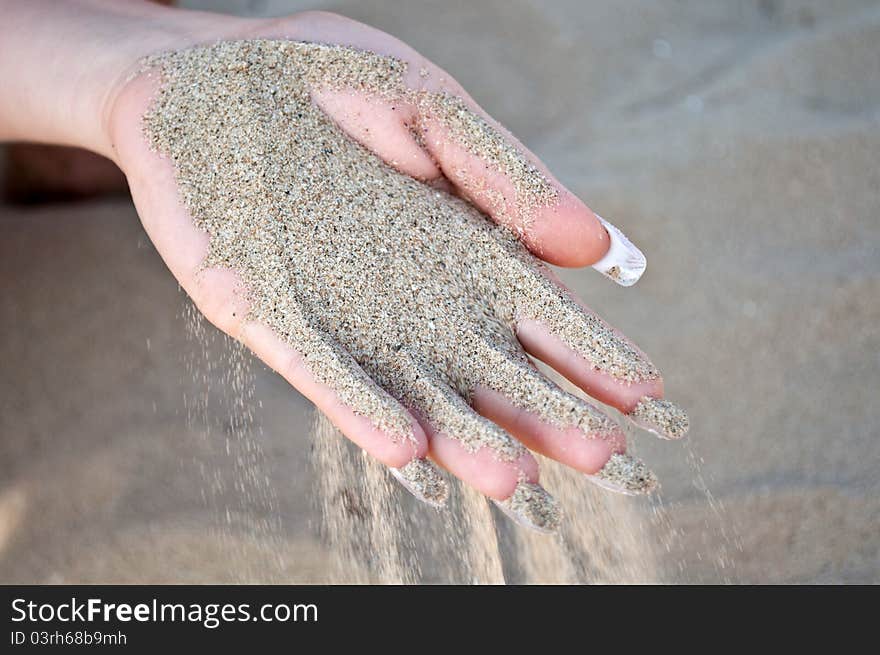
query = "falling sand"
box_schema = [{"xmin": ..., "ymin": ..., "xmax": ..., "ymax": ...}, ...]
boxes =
[
  {"xmin": 312, "ymin": 409, "xmax": 661, "ymax": 583},
  {"xmin": 142, "ymin": 40, "xmax": 689, "ymax": 536}
]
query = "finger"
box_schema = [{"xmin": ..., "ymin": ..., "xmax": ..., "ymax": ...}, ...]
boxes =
[
  {"xmin": 474, "ymin": 390, "xmax": 657, "ymax": 496},
  {"xmin": 407, "ymin": 58, "xmax": 647, "ymax": 277},
  {"xmin": 281, "ymin": 12, "xmax": 645, "ymax": 277},
  {"xmin": 386, "ymin": 354, "xmax": 561, "ymax": 532},
  {"xmin": 113, "ymin": 71, "xmax": 447, "ymax": 506},
  {"xmin": 468, "ymin": 341, "xmax": 622, "ymax": 463},
  {"xmin": 517, "ymin": 318, "xmax": 688, "ymax": 440},
  {"xmin": 311, "ymin": 84, "xmax": 609, "ymax": 267},
  {"xmin": 465, "ymin": 340, "xmax": 658, "ymax": 495},
  {"xmin": 385, "ymin": 354, "xmax": 533, "ymax": 498},
  {"xmin": 510, "ymin": 266, "xmax": 689, "ymax": 440},
  {"xmin": 240, "ymin": 320, "xmax": 448, "ymax": 508},
  {"xmin": 239, "ymin": 319, "xmax": 424, "ymax": 465},
  {"xmin": 415, "ymin": 99, "xmax": 614, "ymax": 270}
]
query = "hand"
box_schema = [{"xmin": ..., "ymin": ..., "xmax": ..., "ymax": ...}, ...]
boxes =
[{"xmin": 1, "ymin": 2, "xmax": 688, "ymax": 531}]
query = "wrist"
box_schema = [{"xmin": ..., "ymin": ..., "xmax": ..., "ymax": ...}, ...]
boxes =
[{"xmin": 0, "ymin": 0, "xmax": 255, "ymax": 161}]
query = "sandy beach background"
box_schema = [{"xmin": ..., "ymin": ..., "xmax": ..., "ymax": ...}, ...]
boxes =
[{"xmin": 1, "ymin": 0, "xmax": 878, "ymax": 583}]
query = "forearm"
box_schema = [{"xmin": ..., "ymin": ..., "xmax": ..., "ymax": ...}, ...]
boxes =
[{"xmin": 0, "ymin": 0, "xmax": 247, "ymax": 159}]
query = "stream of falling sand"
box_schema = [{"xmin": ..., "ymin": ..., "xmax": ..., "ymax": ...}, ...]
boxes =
[
  {"xmin": 313, "ymin": 411, "xmax": 504, "ymax": 583},
  {"xmin": 306, "ymin": 358, "xmax": 653, "ymax": 582},
  {"xmin": 310, "ymin": 372, "xmax": 741, "ymax": 583},
  {"xmin": 182, "ymin": 300, "xmax": 286, "ymax": 583},
  {"xmin": 179, "ymin": 297, "xmax": 737, "ymax": 583},
  {"xmin": 312, "ymin": 408, "xmax": 664, "ymax": 584}
]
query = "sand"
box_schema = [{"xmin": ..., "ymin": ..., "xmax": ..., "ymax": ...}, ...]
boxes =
[
  {"xmin": 588, "ymin": 453, "xmax": 658, "ymax": 495},
  {"xmin": 631, "ymin": 398, "xmax": 690, "ymax": 441},
  {"xmin": 1, "ymin": 0, "xmax": 878, "ymax": 582},
  {"xmin": 142, "ymin": 38, "xmax": 675, "ymax": 522}
]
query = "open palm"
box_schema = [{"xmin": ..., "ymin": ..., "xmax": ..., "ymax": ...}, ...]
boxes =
[{"xmin": 108, "ymin": 11, "xmax": 687, "ymax": 532}]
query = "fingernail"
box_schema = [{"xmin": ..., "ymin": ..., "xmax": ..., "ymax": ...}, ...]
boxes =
[
  {"xmin": 390, "ymin": 458, "xmax": 449, "ymax": 508},
  {"xmin": 628, "ymin": 397, "xmax": 690, "ymax": 440},
  {"xmin": 590, "ymin": 215, "xmax": 647, "ymax": 287},
  {"xmin": 585, "ymin": 453, "xmax": 658, "ymax": 495},
  {"xmin": 493, "ymin": 482, "xmax": 562, "ymax": 533}
]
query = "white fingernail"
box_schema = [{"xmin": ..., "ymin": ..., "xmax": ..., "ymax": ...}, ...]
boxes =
[
  {"xmin": 590, "ymin": 215, "xmax": 647, "ymax": 287},
  {"xmin": 390, "ymin": 458, "xmax": 449, "ymax": 508}
]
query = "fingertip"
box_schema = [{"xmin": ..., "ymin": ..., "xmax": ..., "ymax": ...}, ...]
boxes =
[
  {"xmin": 515, "ymin": 318, "xmax": 664, "ymax": 413},
  {"xmin": 428, "ymin": 433, "xmax": 537, "ymax": 500},
  {"xmin": 359, "ymin": 415, "xmax": 428, "ymax": 468},
  {"xmin": 472, "ymin": 386, "xmax": 624, "ymax": 475},
  {"xmin": 527, "ymin": 193, "xmax": 609, "ymax": 268},
  {"xmin": 494, "ymin": 480, "xmax": 562, "ymax": 533},
  {"xmin": 536, "ymin": 424, "xmax": 621, "ymax": 475}
]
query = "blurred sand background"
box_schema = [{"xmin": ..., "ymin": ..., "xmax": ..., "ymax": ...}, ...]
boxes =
[{"xmin": 1, "ymin": 0, "xmax": 878, "ymax": 583}]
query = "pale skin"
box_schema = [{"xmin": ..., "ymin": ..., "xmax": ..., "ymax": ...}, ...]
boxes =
[{"xmin": 1, "ymin": 1, "xmax": 668, "ymax": 504}]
